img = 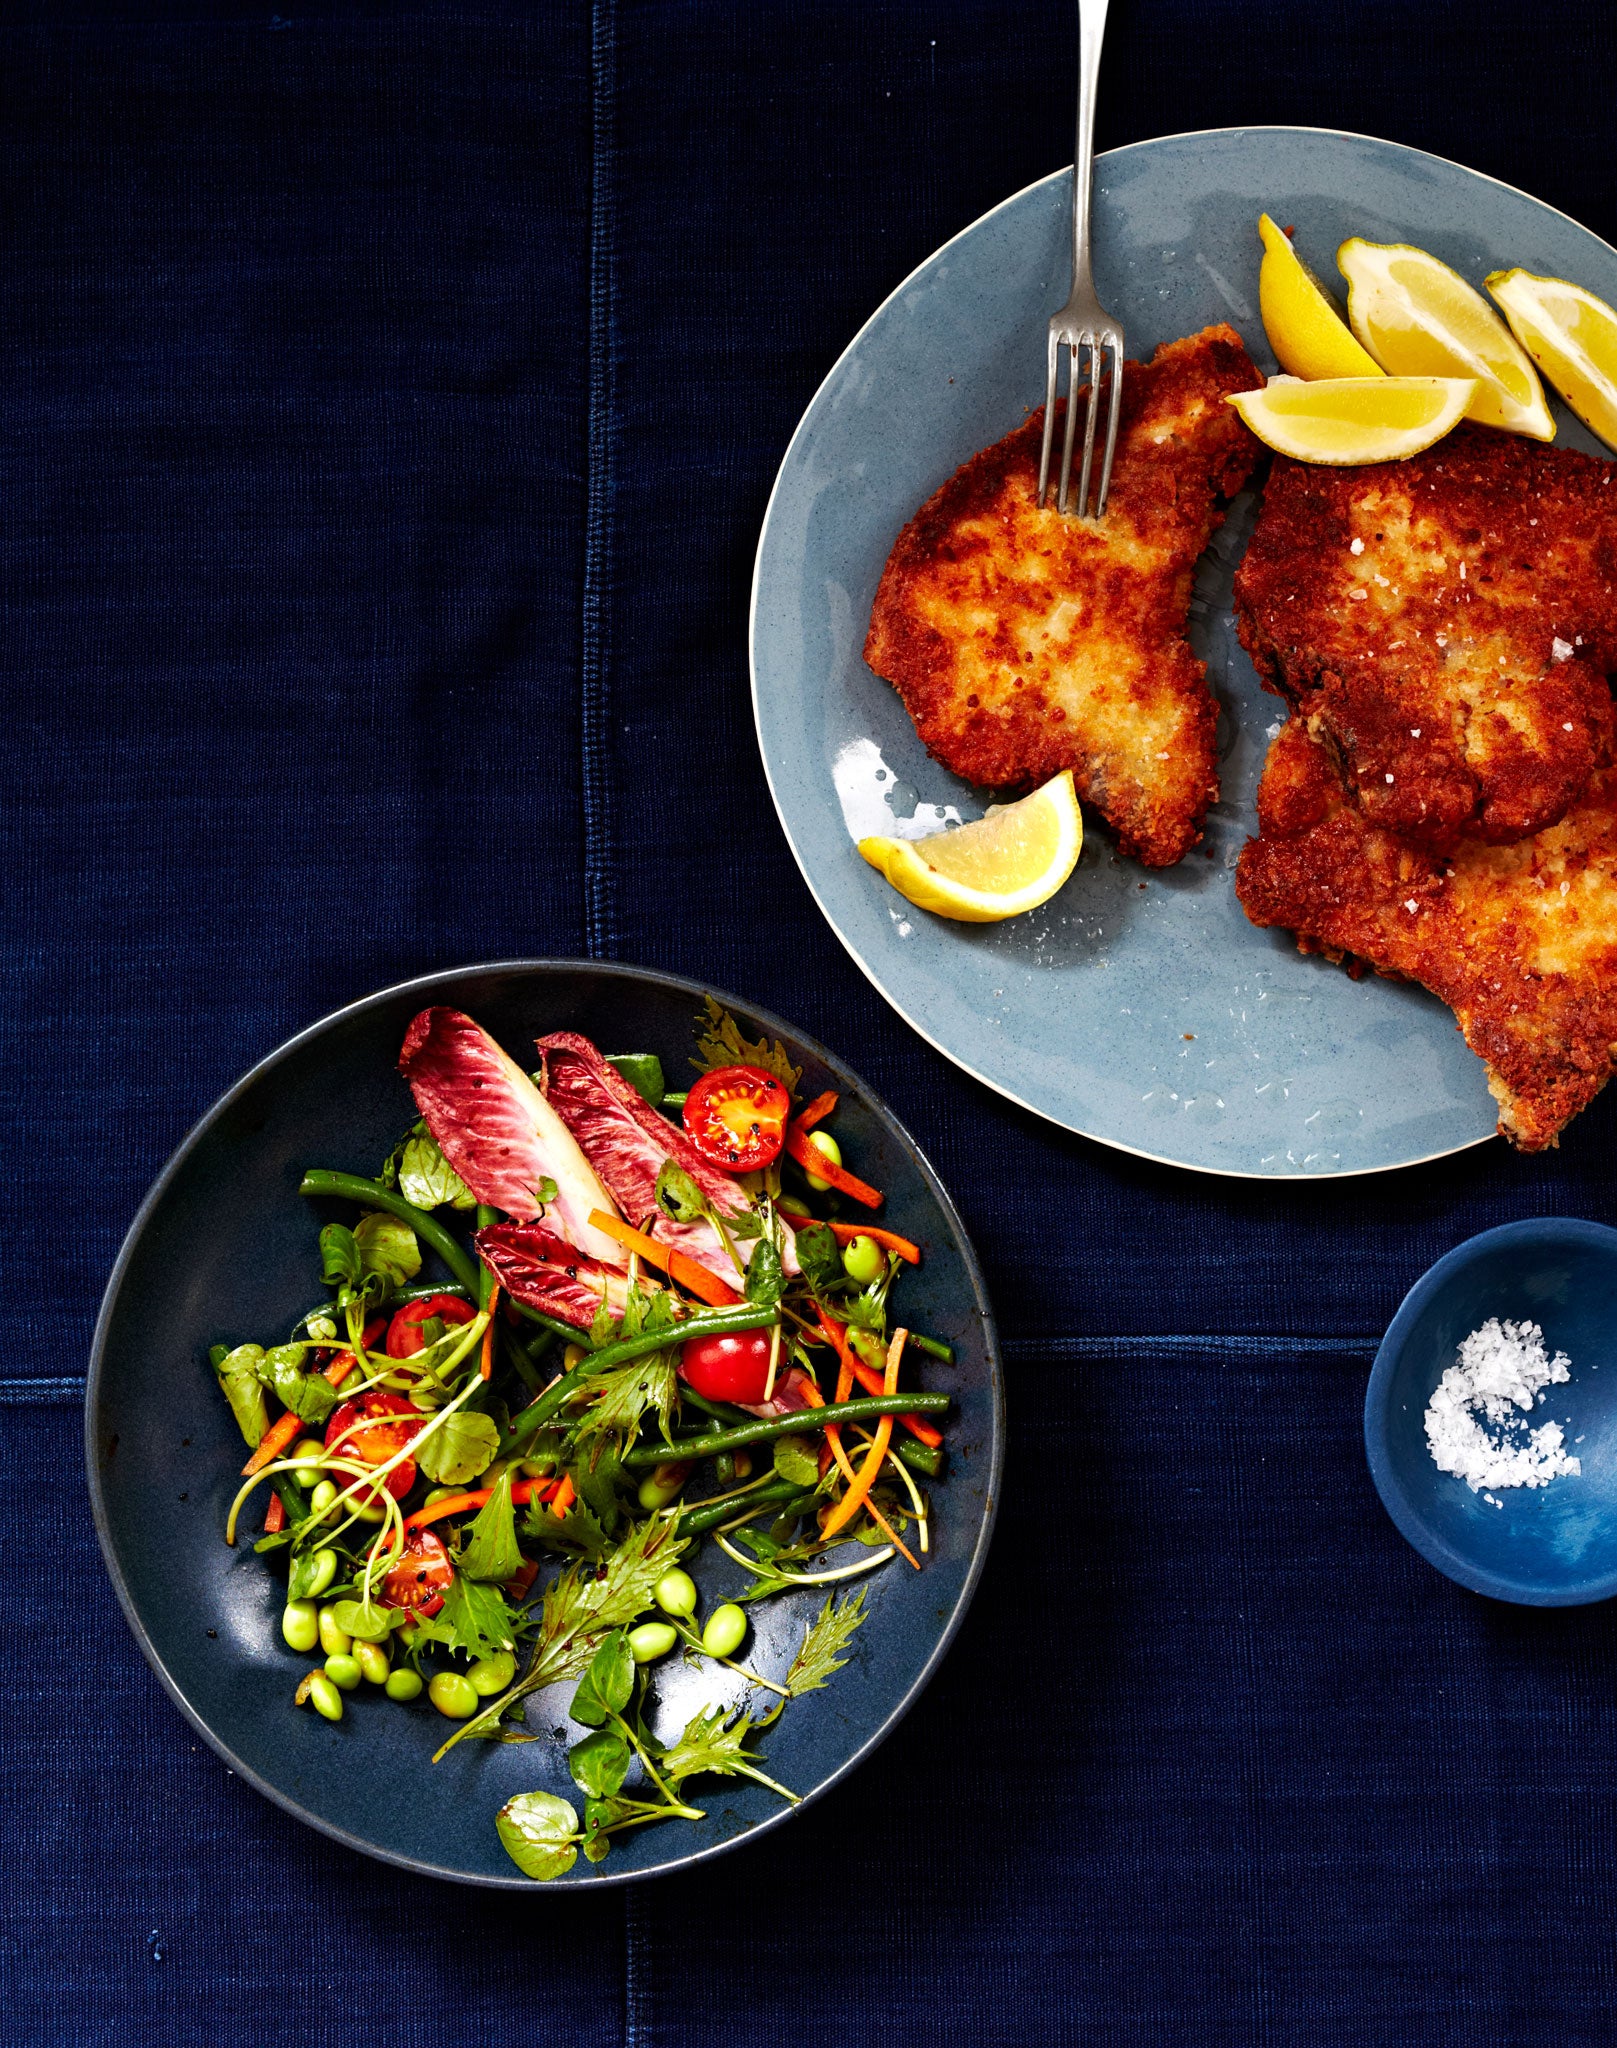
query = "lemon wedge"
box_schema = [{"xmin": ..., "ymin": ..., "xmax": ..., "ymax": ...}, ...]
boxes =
[
  {"xmin": 857, "ymin": 771, "xmax": 1082, "ymax": 922},
  {"xmin": 1227, "ymin": 376, "xmax": 1477, "ymax": 464},
  {"xmin": 1257, "ymin": 214, "xmax": 1384, "ymax": 380},
  {"xmin": 1337, "ymin": 237, "xmax": 1554, "ymax": 439},
  {"xmin": 1487, "ymin": 267, "xmax": 1617, "ymax": 452}
]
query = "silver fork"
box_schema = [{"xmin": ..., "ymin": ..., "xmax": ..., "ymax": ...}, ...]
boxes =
[{"xmin": 1037, "ymin": 0, "xmax": 1124, "ymax": 519}]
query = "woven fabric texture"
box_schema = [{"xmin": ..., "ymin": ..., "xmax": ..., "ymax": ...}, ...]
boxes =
[{"xmin": 5, "ymin": 3, "xmax": 1617, "ymax": 2042}]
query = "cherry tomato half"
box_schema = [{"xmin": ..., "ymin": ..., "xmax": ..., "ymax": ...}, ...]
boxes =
[
  {"xmin": 380, "ymin": 1528, "xmax": 454, "ymax": 1616},
  {"xmin": 679, "ymin": 1329, "xmax": 775, "ymax": 1405},
  {"xmin": 386, "ymin": 1293, "xmax": 475, "ymax": 1359},
  {"xmin": 683, "ymin": 1064, "xmax": 790, "ymax": 1172},
  {"xmin": 325, "ymin": 1388, "xmax": 419, "ymax": 1500}
]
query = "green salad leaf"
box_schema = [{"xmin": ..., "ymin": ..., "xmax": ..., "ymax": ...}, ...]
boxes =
[
  {"xmin": 419, "ymin": 1575, "xmax": 521, "ymax": 1664},
  {"xmin": 786, "ymin": 1590, "xmax": 869, "ymax": 1695},
  {"xmin": 692, "ymin": 997, "xmax": 801, "ymax": 1092},
  {"xmin": 458, "ymin": 1469, "xmax": 523, "ymax": 1583},
  {"xmin": 655, "ymin": 1159, "xmax": 707, "ymax": 1225},
  {"xmin": 568, "ymin": 1629, "xmax": 635, "ymax": 1729},
  {"xmin": 398, "ymin": 1131, "xmax": 475, "ymax": 1213},
  {"xmin": 792, "ymin": 1223, "xmax": 842, "ymax": 1293},
  {"xmin": 496, "ymin": 1791, "xmax": 579, "ymax": 1881},
  {"xmin": 744, "ymin": 1238, "xmax": 784, "ymax": 1308},
  {"xmin": 415, "ymin": 1408, "xmax": 499, "ymax": 1487},
  {"xmin": 659, "ymin": 1704, "xmax": 796, "ymax": 1804},
  {"xmin": 212, "ymin": 1344, "xmax": 270, "ymax": 1448},
  {"xmin": 258, "ymin": 1344, "xmax": 339, "ymax": 1425},
  {"xmin": 319, "ymin": 1224, "xmax": 362, "ymax": 1290},
  {"xmin": 568, "ymin": 1728, "xmax": 630, "ymax": 1801},
  {"xmin": 354, "ymin": 1210, "xmax": 422, "ymax": 1288},
  {"xmin": 772, "ymin": 1433, "xmax": 819, "ymax": 1490}
]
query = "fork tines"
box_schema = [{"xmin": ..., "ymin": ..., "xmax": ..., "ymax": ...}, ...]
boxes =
[{"xmin": 1037, "ymin": 334, "xmax": 1124, "ymax": 519}]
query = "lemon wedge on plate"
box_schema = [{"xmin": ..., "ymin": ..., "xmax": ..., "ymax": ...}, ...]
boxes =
[
  {"xmin": 1257, "ymin": 214, "xmax": 1384, "ymax": 380},
  {"xmin": 857, "ymin": 771, "xmax": 1082, "ymax": 922},
  {"xmin": 1337, "ymin": 237, "xmax": 1554, "ymax": 439},
  {"xmin": 1227, "ymin": 376, "xmax": 1477, "ymax": 464},
  {"xmin": 1487, "ymin": 268, "xmax": 1617, "ymax": 452}
]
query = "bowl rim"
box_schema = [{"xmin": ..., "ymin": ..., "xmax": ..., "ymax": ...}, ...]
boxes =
[
  {"xmin": 85, "ymin": 957, "xmax": 1004, "ymax": 1886},
  {"xmin": 1364, "ymin": 1216, "xmax": 1617, "ymax": 1608}
]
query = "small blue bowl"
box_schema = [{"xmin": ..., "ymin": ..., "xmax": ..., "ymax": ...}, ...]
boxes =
[{"xmin": 1366, "ymin": 1219, "xmax": 1617, "ymax": 1605}]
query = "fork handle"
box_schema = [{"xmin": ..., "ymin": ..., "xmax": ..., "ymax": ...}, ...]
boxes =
[{"xmin": 1070, "ymin": 0, "xmax": 1110, "ymax": 295}]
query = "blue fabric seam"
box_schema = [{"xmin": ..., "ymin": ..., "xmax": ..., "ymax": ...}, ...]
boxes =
[{"xmin": 581, "ymin": 0, "xmax": 619, "ymax": 962}]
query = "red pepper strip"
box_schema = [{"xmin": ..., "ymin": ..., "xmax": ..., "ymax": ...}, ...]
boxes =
[
  {"xmin": 821, "ymin": 1312, "xmax": 944, "ymax": 1448},
  {"xmin": 480, "ymin": 1285, "xmax": 501, "ymax": 1380},
  {"xmin": 799, "ymin": 1367, "xmax": 918, "ymax": 1568},
  {"xmin": 242, "ymin": 1410, "xmax": 302, "ymax": 1477},
  {"xmin": 586, "ymin": 1209, "xmax": 740, "ymax": 1306},
  {"xmin": 820, "ymin": 1330, "xmax": 904, "ymax": 1541},
  {"xmin": 793, "ymin": 1090, "xmax": 838, "ymax": 1133},
  {"xmin": 785, "ymin": 1124, "xmax": 882, "ymax": 1210},
  {"xmin": 403, "ymin": 1478, "xmax": 554, "ymax": 1532},
  {"xmin": 824, "ymin": 1220, "xmax": 921, "ymax": 1265},
  {"xmin": 504, "ymin": 1557, "xmax": 540, "ymax": 1601},
  {"xmin": 263, "ymin": 1491, "xmax": 287, "ymax": 1535},
  {"xmin": 551, "ymin": 1473, "xmax": 576, "ymax": 1519}
]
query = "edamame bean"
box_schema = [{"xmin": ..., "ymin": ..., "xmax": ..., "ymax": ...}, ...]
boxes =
[
  {"xmin": 281, "ymin": 1600, "xmax": 320, "ymax": 1653},
  {"xmin": 628, "ymin": 1622, "xmax": 677, "ymax": 1663},
  {"xmin": 802, "ymin": 1130, "xmax": 841, "ymax": 1192},
  {"xmin": 324, "ymin": 1653, "xmax": 362, "ymax": 1692},
  {"xmin": 354, "ymin": 1639, "xmax": 390, "ymax": 1685},
  {"xmin": 428, "ymin": 1670, "xmax": 479, "ymax": 1719},
  {"xmin": 653, "ymin": 1568, "xmax": 698, "ymax": 1618},
  {"xmin": 307, "ymin": 1672, "xmax": 343, "ymax": 1722},
  {"xmin": 518, "ymin": 1457, "xmax": 553, "ymax": 1479},
  {"xmin": 466, "ymin": 1651, "xmax": 516, "ymax": 1696},
  {"xmin": 303, "ymin": 1547, "xmax": 338, "ymax": 1600},
  {"xmin": 840, "ymin": 1234, "xmax": 884, "ymax": 1285},
  {"xmin": 732, "ymin": 1451, "xmax": 753, "ymax": 1480},
  {"xmin": 309, "ymin": 1479, "xmax": 338, "ymax": 1517},
  {"xmin": 422, "ymin": 1486, "xmax": 461, "ymax": 1509},
  {"xmin": 481, "ymin": 1459, "xmax": 511, "ymax": 1490},
  {"xmin": 701, "ymin": 1603, "xmax": 748, "ymax": 1660},
  {"xmin": 777, "ymin": 1195, "xmax": 812, "ymax": 1219},
  {"xmin": 350, "ymin": 1488, "xmax": 386, "ymax": 1525},
  {"xmin": 318, "ymin": 1606, "xmax": 352, "ymax": 1658},
  {"xmin": 384, "ymin": 1668, "xmax": 424, "ymax": 1703},
  {"xmin": 289, "ymin": 1437, "xmax": 327, "ymax": 1482},
  {"xmin": 637, "ymin": 1460, "xmax": 691, "ymax": 1512}
]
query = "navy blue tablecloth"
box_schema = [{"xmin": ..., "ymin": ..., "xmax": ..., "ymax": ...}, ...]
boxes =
[{"xmin": 7, "ymin": 4, "xmax": 1617, "ymax": 2041}]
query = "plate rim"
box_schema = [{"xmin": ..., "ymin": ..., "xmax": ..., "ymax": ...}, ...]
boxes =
[
  {"xmin": 85, "ymin": 957, "xmax": 1005, "ymax": 1887},
  {"xmin": 749, "ymin": 124, "xmax": 1617, "ymax": 1181},
  {"xmin": 1363, "ymin": 1215, "xmax": 1617, "ymax": 1607}
]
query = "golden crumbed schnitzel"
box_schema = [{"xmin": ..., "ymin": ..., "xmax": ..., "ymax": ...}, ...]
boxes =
[
  {"xmin": 864, "ymin": 325, "xmax": 1262, "ymax": 867},
  {"xmin": 1237, "ymin": 715, "xmax": 1617, "ymax": 1150},
  {"xmin": 1234, "ymin": 424, "xmax": 1617, "ymax": 855}
]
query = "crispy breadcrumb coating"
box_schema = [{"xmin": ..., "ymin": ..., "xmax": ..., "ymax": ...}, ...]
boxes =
[{"xmin": 864, "ymin": 325, "xmax": 1262, "ymax": 867}]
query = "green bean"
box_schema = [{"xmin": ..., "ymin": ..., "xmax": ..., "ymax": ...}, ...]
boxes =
[
  {"xmin": 387, "ymin": 1280, "xmax": 472, "ymax": 1306},
  {"xmin": 678, "ymin": 1385, "xmax": 753, "ymax": 1430},
  {"xmin": 271, "ymin": 1473, "xmax": 312, "ymax": 1525},
  {"xmin": 907, "ymin": 1331, "xmax": 954, "ymax": 1364},
  {"xmin": 896, "ymin": 1437, "xmax": 944, "ymax": 1480},
  {"xmin": 624, "ymin": 1391, "xmax": 949, "ymax": 1468},
  {"xmin": 511, "ymin": 1301, "xmax": 595, "ymax": 1346},
  {"xmin": 297, "ymin": 1171, "xmax": 480, "ymax": 1293},
  {"xmin": 475, "ymin": 1206, "xmax": 499, "ymax": 1308},
  {"xmin": 674, "ymin": 1476, "xmax": 803, "ymax": 1538}
]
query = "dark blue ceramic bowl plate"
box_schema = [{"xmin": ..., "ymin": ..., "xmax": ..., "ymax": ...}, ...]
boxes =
[
  {"xmin": 1365, "ymin": 1219, "xmax": 1617, "ymax": 1606},
  {"xmin": 87, "ymin": 962, "xmax": 1002, "ymax": 1885}
]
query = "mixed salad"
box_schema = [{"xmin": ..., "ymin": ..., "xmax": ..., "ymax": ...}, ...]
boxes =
[{"xmin": 213, "ymin": 998, "xmax": 952, "ymax": 1878}]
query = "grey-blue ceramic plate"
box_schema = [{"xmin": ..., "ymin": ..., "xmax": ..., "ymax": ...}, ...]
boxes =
[
  {"xmin": 752, "ymin": 127, "xmax": 1617, "ymax": 1177},
  {"xmin": 1365, "ymin": 1219, "xmax": 1617, "ymax": 1605},
  {"xmin": 87, "ymin": 962, "xmax": 1001, "ymax": 1886}
]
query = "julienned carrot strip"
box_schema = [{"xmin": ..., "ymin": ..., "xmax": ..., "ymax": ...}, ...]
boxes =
[
  {"xmin": 480, "ymin": 1285, "xmax": 501, "ymax": 1379},
  {"xmin": 242, "ymin": 1409, "xmax": 303, "ymax": 1477},
  {"xmin": 403, "ymin": 1478, "xmax": 551, "ymax": 1531},
  {"xmin": 794, "ymin": 1090, "xmax": 838, "ymax": 1132},
  {"xmin": 586, "ymin": 1210, "xmax": 741, "ymax": 1306},
  {"xmin": 785, "ymin": 1124, "xmax": 882, "ymax": 1210},
  {"xmin": 799, "ymin": 1365, "xmax": 918, "ymax": 1567},
  {"xmin": 819, "ymin": 1329, "xmax": 905, "ymax": 1541},
  {"xmin": 264, "ymin": 1491, "xmax": 287, "ymax": 1535},
  {"xmin": 551, "ymin": 1473, "xmax": 576, "ymax": 1519},
  {"xmin": 824, "ymin": 1220, "xmax": 921, "ymax": 1265}
]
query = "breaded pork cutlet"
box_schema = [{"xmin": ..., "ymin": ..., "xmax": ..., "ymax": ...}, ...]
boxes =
[
  {"xmin": 864, "ymin": 325, "xmax": 1262, "ymax": 867},
  {"xmin": 1237, "ymin": 716, "xmax": 1617, "ymax": 1150},
  {"xmin": 1235, "ymin": 425, "xmax": 1617, "ymax": 855}
]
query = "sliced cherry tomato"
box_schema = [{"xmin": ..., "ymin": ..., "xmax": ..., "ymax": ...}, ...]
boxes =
[
  {"xmin": 679, "ymin": 1328, "xmax": 775, "ymax": 1405},
  {"xmin": 380, "ymin": 1528, "xmax": 453, "ymax": 1616},
  {"xmin": 683, "ymin": 1064, "xmax": 790, "ymax": 1171},
  {"xmin": 325, "ymin": 1388, "xmax": 419, "ymax": 1500},
  {"xmin": 386, "ymin": 1293, "xmax": 475, "ymax": 1359}
]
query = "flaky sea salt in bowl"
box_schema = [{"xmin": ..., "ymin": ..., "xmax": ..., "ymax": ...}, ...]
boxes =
[{"xmin": 1365, "ymin": 1219, "xmax": 1617, "ymax": 1606}]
